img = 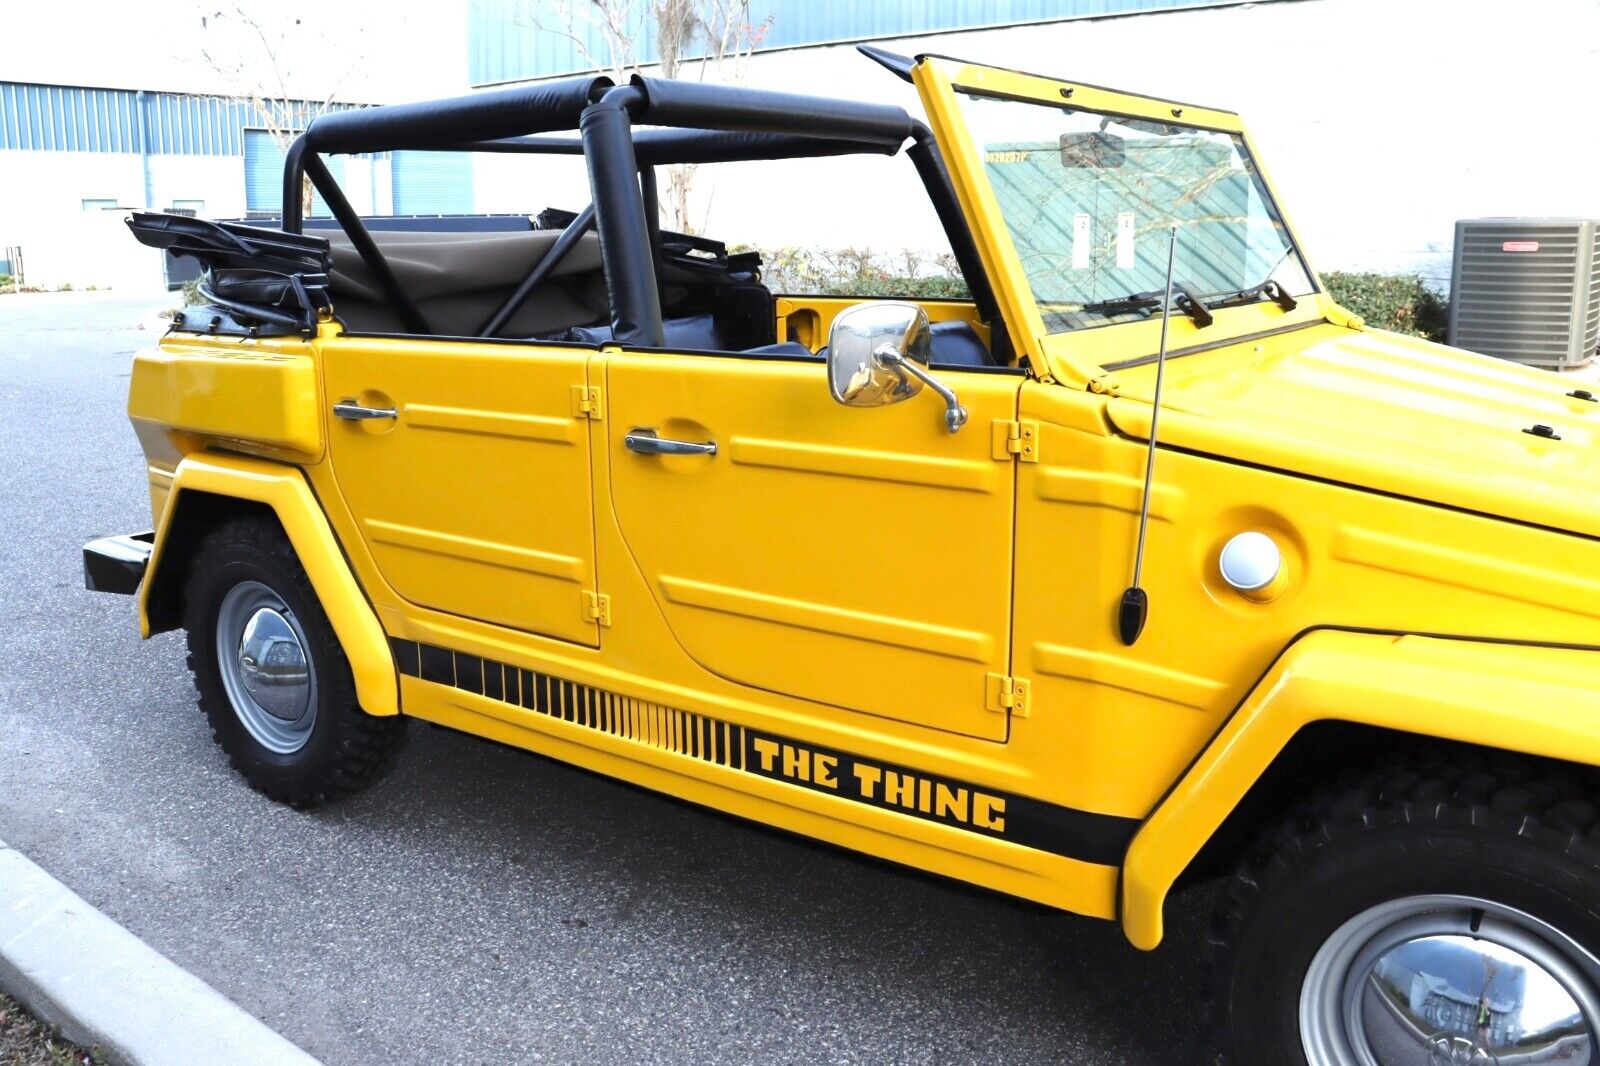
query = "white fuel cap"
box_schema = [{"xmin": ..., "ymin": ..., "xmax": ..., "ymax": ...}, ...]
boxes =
[{"xmin": 1219, "ymin": 531, "xmax": 1282, "ymax": 592}]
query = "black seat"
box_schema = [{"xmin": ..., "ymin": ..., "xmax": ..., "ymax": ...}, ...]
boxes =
[
  {"xmin": 815, "ymin": 320, "xmax": 992, "ymax": 367},
  {"xmin": 927, "ymin": 320, "xmax": 992, "ymax": 367},
  {"xmin": 563, "ymin": 312, "xmax": 724, "ymax": 349}
]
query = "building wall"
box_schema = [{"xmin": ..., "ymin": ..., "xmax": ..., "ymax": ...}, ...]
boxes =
[
  {"xmin": 467, "ymin": 0, "xmax": 1257, "ymax": 86},
  {"xmin": 0, "ymin": 151, "xmax": 246, "ymax": 289},
  {"xmin": 475, "ymin": 0, "xmax": 1600, "ymax": 291},
  {"xmin": 0, "ymin": 0, "xmax": 468, "ymax": 291}
]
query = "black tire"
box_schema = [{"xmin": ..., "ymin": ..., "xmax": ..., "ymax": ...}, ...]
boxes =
[
  {"xmin": 1211, "ymin": 751, "xmax": 1600, "ymax": 1064},
  {"xmin": 183, "ymin": 515, "xmax": 407, "ymax": 807}
]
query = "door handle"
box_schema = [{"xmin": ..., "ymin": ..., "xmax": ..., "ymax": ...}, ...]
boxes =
[
  {"xmin": 624, "ymin": 428, "xmax": 717, "ymax": 456},
  {"xmin": 333, "ymin": 400, "xmax": 397, "ymax": 421}
]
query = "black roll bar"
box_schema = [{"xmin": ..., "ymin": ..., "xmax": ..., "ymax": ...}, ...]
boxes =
[
  {"xmin": 580, "ymin": 85, "xmax": 663, "ymax": 347},
  {"xmin": 281, "ymin": 136, "xmax": 309, "ymax": 234},
  {"xmin": 376, "ymin": 129, "xmax": 906, "ymax": 166},
  {"xmin": 300, "ymin": 150, "xmax": 430, "ymax": 334},
  {"xmin": 907, "ymin": 123, "xmax": 1002, "ymax": 334},
  {"xmin": 273, "ymin": 66, "xmax": 1005, "ymax": 349},
  {"xmin": 638, "ymin": 166, "xmax": 663, "ymax": 290},
  {"xmin": 303, "ymin": 77, "xmax": 613, "ymax": 154},
  {"xmin": 630, "ymin": 77, "xmax": 914, "ymax": 145},
  {"xmin": 478, "ymin": 203, "xmax": 596, "ymax": 338}
]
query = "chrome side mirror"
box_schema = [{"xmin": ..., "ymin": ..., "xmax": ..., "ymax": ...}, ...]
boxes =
[{"xmin": 826, "ymin": 301, "xmax": 968, "ymax": 433}]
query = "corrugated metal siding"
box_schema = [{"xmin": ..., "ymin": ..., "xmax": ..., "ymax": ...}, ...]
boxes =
[
  {"xmin": 0, "ymin": 82, "xmax": 365, "ymax": 156},
  {"xmin": 244, "ymin": 130, "xmax": 345, "ymax": 216},
  {"xmin": 391, "ymin": 151, "xmax": 476, "ymax": 214},
  {"xmin": 468, "ymin": 0, "xmax": 1283, "ymax": 85},
  {"xmin": 243, "ymin": 130, "xmax": 281, "ymax": 211}
]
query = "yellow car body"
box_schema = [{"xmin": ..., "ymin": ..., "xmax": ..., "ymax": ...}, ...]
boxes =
[{"xmin": 111, "ymin": 56, "xmax": 1600, "ymax": 957}]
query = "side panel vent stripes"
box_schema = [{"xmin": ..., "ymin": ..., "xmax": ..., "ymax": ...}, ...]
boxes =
[
  {"xmin": 390, "ymin": 636, "xmax": 747, "ymax": 771},
  {"xmin": 388, "ymin": 636, "xmax": 1139, "ymax": 866}
]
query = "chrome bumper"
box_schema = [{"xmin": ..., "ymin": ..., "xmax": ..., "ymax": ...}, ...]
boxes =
[{"xmin": 82, "ymin": 531, "xmax": 154, "ymax": 595}]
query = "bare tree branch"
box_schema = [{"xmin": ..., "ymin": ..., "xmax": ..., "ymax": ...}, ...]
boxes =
[
  {"xmin": 513, "ymin": 0, "xmax": 769, "ymax": 234},
  {"xmin": 193, "ymin": 3, "xmax": 373, "ymax": 215}
]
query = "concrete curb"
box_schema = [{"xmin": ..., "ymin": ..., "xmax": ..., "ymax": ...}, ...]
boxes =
[{"xmin": 0, "ymin": 839, "xmax": 322, "ymax": 1066}]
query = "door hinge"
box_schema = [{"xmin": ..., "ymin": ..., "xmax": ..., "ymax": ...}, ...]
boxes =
[
  {"xmin": 583, "ymin": 590, "xmax": 612, "ymax": 626},
  {"xmin": 991, "ymin": 420, "xmax": 1040, "ymax": 463},
  {"xmin": 571, "ymin": 385, "xmax": 604, "ymax": 420},
  {"xmin": 985, "ymin": 673, "xmax": 1031, "ymax": 717}
]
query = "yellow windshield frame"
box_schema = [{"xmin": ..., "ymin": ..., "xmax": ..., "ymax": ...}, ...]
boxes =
[{"xmin": 914, "ymin": 55, "xmax": 1329, "ymax": 390}]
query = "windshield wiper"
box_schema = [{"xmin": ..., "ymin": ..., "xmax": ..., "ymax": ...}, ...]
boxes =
[
  {"xmin": 1080, "ymin": 290, "xmax": 1163, "ymax": 316},
  {"xmin": 1081, "ymin": 281, "xmax": 1213, "ymax": 327},
  {"xmin": 1203, "ymin": 278, "xmax": 1298, "ymax": 313},
  {"xmin": 1202, "ymin": 248, "xmax": 1300, "ymax": 312}
]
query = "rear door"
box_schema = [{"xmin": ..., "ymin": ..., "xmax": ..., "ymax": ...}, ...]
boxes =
[
  {"xmin": 320, "ymin": 334, "xmax": 602, "ymax": 646},
  {"xmin": 602, "ymin": 347, "xmax": 1022, "ymax": 741}
]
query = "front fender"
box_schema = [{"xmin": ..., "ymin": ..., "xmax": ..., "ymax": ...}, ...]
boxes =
[
  {"xmin": 1121, "ymin": 629, "xmax": 1600, "ymax": 950},
  {"xmin": 140, "ymin": 452, "xmax": 398, "ymax": 717}
]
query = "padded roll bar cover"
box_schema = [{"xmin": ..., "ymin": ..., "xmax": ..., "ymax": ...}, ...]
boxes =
[
  {"xmin": 907, "ymin": 125, "xmax": 1001, "ymax": 331},
  {"xmin": 633, "ymin": 129, "xmax": 904, "ymax": 165},
  {"xmin": 304, "ymin": 75, "xmax": 613, "ymax": 154},
  {"xmin": 632, "ymin": 76, "xmax": 914, "ymax": 146},
  {"xmin": 581, "ymin": 87, "xmax": 665, "ymax": 348},
  {"xmin": 442, "ymin": 129, "xmax": 906, "ymax": 165}
]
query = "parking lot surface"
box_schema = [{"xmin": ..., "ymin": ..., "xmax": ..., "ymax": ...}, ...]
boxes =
[{"xmin": 0, "ymin": 292, "xmax": 1211, "ymax": 1065}]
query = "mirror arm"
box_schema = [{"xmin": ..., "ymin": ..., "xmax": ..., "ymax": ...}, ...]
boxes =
[{"xmin": 876, "ymin": 344, "xmax": 969, "ymax": 433}]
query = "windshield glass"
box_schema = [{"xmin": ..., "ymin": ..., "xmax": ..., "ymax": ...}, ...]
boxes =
[{"xmin": 954, "ymin": 90, "xmax": 1314, "ymax": 334}]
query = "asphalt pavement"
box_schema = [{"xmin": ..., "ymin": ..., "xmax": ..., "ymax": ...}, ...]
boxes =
[{"xmin": 0, "ymin": 291, "xmax": 1213, "ymax": 1065}]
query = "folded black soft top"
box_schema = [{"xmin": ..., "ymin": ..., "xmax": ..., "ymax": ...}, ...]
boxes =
[
  {"xmin": 128, "ymin": 212, "xmax": 332, "ymax": 335},
  {"xmin": 127, "ymin": 212, "xmax": 330, "ymax": 276}
]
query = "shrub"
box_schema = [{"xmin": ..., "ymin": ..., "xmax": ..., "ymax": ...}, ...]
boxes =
[
  {"xmin": 182, "ymin": 277, "xmax": 204, "ymax": 306},
  {"xmin": 1322, "ymin": 271, "xmax": 1447, "ymax": 341},
  {"xmin": 747, "ymin": 246, "xmax": 971, "ymax": 301}
]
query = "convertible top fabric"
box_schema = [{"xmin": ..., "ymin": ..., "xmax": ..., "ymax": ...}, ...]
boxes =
[
  {"xmin": 325, "ymin": 228, "xmax": 722, "ymax": 339},
  {"xmin": 326, "ymin": 229, "xmax": 610, "ymax": 337}
]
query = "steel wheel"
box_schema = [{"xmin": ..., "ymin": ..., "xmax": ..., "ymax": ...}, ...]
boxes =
[
  {"xmin": 213, "ymin": 579, "xmax": 318, "ymax": 755},
  {"xmin": 1300, "ymin": 894, "xmax": 1600, "ymax": 1066}
]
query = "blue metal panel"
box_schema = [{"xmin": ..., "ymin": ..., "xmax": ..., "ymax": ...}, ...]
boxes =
[
  {"xmin": 391, "ymin": 151, "xmax": 476, "ymax": 214},
  {"xmin": 468, "ymin": 0, "xmax": 1283, "ymax": 85},
  {"xmin": 0, "ymin": 82, "xmax": 372, "ymax": 156},
  {"xmin": 244, "ymin": 130, "xmax": 345, "ymax": 216},
  {"xmin": 243, "ymin": 129, "xmax": 280, "ymax": 212}
]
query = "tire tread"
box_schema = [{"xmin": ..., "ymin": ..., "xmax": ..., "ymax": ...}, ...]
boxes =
[
  {"xmin": 182, "ymin": 516, "xmax": 406, "ymax": 807},
  {"xmin": 1208, "ymin": 749, "xmax": 1600, "ymax": 1062}
]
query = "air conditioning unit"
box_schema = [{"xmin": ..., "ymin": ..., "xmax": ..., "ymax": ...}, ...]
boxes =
[{"xmin": 1449, "ymin": 218, "xmax": 1600, "ymax": 368}]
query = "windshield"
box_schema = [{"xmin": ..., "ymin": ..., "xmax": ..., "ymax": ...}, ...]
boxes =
[{"xmin": 954, "ymin": 90, "xmax": 1314, "ymax": 334}]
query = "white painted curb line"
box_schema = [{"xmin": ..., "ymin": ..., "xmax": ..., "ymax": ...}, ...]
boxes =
[{"xmin": 0, "ymin": 840, "xmax": 322, "ymax": 1066}]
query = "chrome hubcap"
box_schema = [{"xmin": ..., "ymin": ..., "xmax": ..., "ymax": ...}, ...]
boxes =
[
  {"xmin": 216, "ymin": 581, "xmax": 316, "ymax": 754},
  {"xmin": 1302, "ymin": 895, "xmax": 1600, "ymax": 1065}
]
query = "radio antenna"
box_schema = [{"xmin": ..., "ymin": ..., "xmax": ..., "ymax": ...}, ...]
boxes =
[{"xmin": 1118, "ymin": 223, "xmax": 1179, "ymax": 646}]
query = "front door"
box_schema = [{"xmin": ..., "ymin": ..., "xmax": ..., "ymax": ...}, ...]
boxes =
[
  {"xmin": 603, "ymin": 348, "xmax": 1021, "ymax": 741},
  {"xmin": 321, "ymin": 335, "xmax": 602, "ymax": 646}
]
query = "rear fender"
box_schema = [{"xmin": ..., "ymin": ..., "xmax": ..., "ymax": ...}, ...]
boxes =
[
  {"xmin": 140, "ymin": 452, "xmax": 398, "ymax": 717},
  {"xmin": 1121, "ymin": 629, "xmax": 1600, "ymax": 949}
]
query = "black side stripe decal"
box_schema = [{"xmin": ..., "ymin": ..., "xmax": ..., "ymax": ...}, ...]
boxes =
[{"xmin": 390, "ymin": 637, "xmax": 1138, "ymax": 867}]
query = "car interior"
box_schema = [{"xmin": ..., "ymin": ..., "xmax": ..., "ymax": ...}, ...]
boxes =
[{"xmin": 323, "ymin": 216, "xmax": 1000, "ymax": 369}]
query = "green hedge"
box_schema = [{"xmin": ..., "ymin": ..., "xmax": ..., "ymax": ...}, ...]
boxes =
[
  {"xmin": 744, "ymin": 251, "xmax": 1452, "ymax": 342},
  {"xmin": 748, "ymin": 246, "xmax": 971, "ymax": 300},
  {"xmin": 1322, "ymin": 271, "xmax": 1448, "ymax": 341}
]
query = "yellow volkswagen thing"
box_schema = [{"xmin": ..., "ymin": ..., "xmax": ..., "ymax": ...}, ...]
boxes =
[{"xmin": 86, "ymin": 48, "xmax": 1600, "ymax": 1063}]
